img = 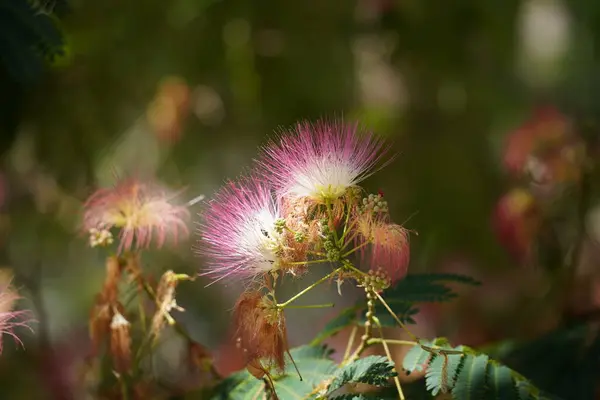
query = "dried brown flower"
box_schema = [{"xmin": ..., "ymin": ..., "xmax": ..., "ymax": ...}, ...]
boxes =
[
  {"xmin": 150, "ymin": 270, "xmax": 189, "ymax": 339},
  {"xmin": 109, "ymin": 309, "xmax": 132, "ymax": 374},
  {"xmin": 233, "ymin": 291, "xmax": 289, "ymax": 374}
]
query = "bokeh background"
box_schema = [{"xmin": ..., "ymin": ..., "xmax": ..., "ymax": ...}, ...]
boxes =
[{"xmin": 1, "ymin": 0, "xmax": 600, "ymax": 398}]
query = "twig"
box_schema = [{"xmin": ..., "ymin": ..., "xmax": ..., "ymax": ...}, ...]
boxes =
[
  {"xmin": 373, "ymin": 316, "xmax": 405, "ymax": 400},
  {"xmin": 343, "ymin": 326, "xmax": 358, "ymax": 361},
  {"xmin": 345, "ymin": 288, "xmax": 376, "ymax": 364},
  {"xmin": 366, "ymin": 338, "xmax": 418, "ymax": 347},
  {"xmin": 277, "ymin": 268, "xmax": 341, "ymax": 308},
  {"xmin": 373, "ymin": 291, "xmax": 419, "ymax": 342}
]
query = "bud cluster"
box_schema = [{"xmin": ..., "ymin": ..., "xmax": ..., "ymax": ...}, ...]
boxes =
[{"xmin": 361, "ymin": 193, "xmax": 389, "ymax": 215}]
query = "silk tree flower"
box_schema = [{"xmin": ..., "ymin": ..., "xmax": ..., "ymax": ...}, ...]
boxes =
[
  {"xmin": 353, "ymin": 209, "xmax": 410, "ymax": 284},
  {"xmin": 0, "ymin": 283, "xmax": 33, "ymax": 353},
  {"xmin": 233, "ymin": 291, "xmax": 289, "ymax": 376},
  {"xmin": 258, "ymin": 120, "xmax": 392, "ymax": 204},
  {"xmin": 83, "ymin": 178, "xmax": 189, "ymax": 253},
  {"xmin": 197, "ymin": 176, "xmax": 287, "ymax": 284}
]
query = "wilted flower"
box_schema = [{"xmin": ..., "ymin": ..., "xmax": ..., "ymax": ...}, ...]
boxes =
[
  {"xmin": 233, "ymin": 291, "xmax": 289, "ymax": 374},
  {"xmin": 0, "ymin": 283, "xmax": 33, "ymax": 353},
  {"xmin": 150, "ymin": 270, "xmax": 190, "ymax": 340},
  {"xmin": 197, "ymin": 176, "xmax": 286, "ymax": 284},
  {"xmin": 83, "ymin": 178, "xmax": 189, "ymax": 253},
  {"xmin": 258, "ymin": 120, "xmax": 391, "ymax": 203},
  {"xmin": 109, "ymin": 309, "xmax": 132, "ymax": 373}
]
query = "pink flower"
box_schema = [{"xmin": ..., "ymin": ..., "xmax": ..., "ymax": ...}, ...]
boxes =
[
  {"xmin": 83, "ymin": 178, "xmax": 189, "ymax": 253},
  {"xmin": 355, "ymin": 212, "xmax": 410, "ymax": 284},
  {"xmin": 197, "ymin": 176, "xmax": 285, "ymax": 284},
  {"xmin": 257, "ymin": 120, "xmax": 392, "ymax": 202},
  {"xmin": 0, "ymin": 283, "xmax": 33, "ymax": 353},
  {"xmin": 492, "ymin": 188, "xmax": 540, "ymax": 264}
]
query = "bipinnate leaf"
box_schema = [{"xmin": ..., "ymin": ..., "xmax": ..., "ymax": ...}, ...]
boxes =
[
  {"xmin": 402, "ymin": 338, "xmax": 450, "ymax": 374},
  {"xmin": 487, "ymin": 363, "xmax": 518, "ymax": 400},
  {"xmin": 403, "ymin": 338, "xmax": 558, "ymax": 400},
  {"xmin": 385, "ymin": 273, "xmax": 480, "ymax": 304},
  {"xmin": 451, "ymin": 354, "xmax": 489, "ymax": 400},
  {"xmin": 329, "ymin": 395, "xmax": 390, "ymax": 400},
  {"xmin": 313, "ymin": 273, "xmax": 478, "ymax": 346},
  {"xmin": 425, "ymin": 346, "xmax": 464, "ymax": 395},
  {"xmin": 210, "ymin": 345, "xmax": 336, "ymax": 400},
  {"xmin": 325, "ymin": 355, "xmax": 396, "ymax": 395}
]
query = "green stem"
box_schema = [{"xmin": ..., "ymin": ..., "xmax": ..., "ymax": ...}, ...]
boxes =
[
  {"xmin": 338, "ymin": 202, "xmax": 353, "ymax": 246},
  {"xmin": 284, "ymin": 303, "xmax": 335, "ymax": 309},
  {"xmin": 325, "ymin": 199, "xmax": 340, "ymax": 243},
  {"xmin": 119, "ymin": 374, "xmax": 129, "ymax": 400},
  {"xmin": 373, "ymin": 316, "xmax": 405, "ymax": 400},
  {"xmin": 343, "ymin": 325, "xmax": 358, "ymax": 361},
  {"xmin": 278, "ymin": 268, "xmax": 342, "ymax": 308},
  {"xmin": 341, "ymin": 241, "xmax": 370, "ymax": 258},
  {"xmin": 373, "ymin": 291, "xmax": 420, "ymax": 342},
  {"xmin": 367, "ymin": 338, "xmax": 418, "ymax": 347},
  {"xmin": 342, "ymin": 259, "xmax": 367, "ymax": 277},
  {"xmin": 287, "ymin": 259, "xmax": 329, "ymax": 266}
]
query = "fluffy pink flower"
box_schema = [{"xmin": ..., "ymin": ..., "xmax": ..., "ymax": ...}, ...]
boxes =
[
  {"xmin": 355, "ymin": 213, "xmax": 410, "ymax": 284},
  {"xmin": 258, "ymin": 120, "xmax": 392, "ymax": 202},
  {"xmin": 197, "ymin": 176, "xmax": 284, "ymax": 284},
  {"xmin": 0, "ymin": 283, "xmax": 33, "ymax": 353},
  {"xmin": 83, "ymin": 178, "xmax": 189, "ymax": 253}
]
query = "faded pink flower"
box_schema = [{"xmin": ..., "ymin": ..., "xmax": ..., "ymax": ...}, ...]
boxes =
[
  {"xmin": 0, "ymin": 284, "xmax": 33, "ymax": 353},
  {"xmin": 83, "ymin": 178, "xmax": 189, "ymax": 253},
  {"xmin": 197, "ymin": 175, "xmax": 284, "ymax": 284},
  {"xmin": 355, "ymin": 212, "xmax": 410, "ymax": 284},
  {"xmin": 257, "ymin": 120, "xmax": 392, "ymax": 202}
]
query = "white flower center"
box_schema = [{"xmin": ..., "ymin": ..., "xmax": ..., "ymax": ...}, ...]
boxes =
[
  {"xmin": 288, "ymin": 157, "xmax": 356, "ymax": 200},
  {"xmin": 240, "ymin": 209, "xmax": 282, "ymax": 272}
]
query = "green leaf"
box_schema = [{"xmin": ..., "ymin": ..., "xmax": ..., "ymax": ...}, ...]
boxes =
[
  {"xmin": 311, "ymin": 306, "xmax": 359, "ymax": 346},
  {"xmin": 210, "ymin": 345, "xmax": 337, "ymax": 400},
  {"xmin": 385, "ymin": 273, "xmax": 480, "ymax": 304},
  {"xmin": 329, "ymin": 394, "xmax": 391, "ymax": 400},
  {"xmin": 402, "ymin": 338, "xmax": 554, "ymax": 400},
  {"xmin": 425, "ymin": 346, "xmax": 464, "ymax": 395},
  {"xmin": 452, "ymin": 354, "xmax": 489, "ymax": 400},
  {"xmin": 329, "ymin": 395, "xmax": 386, "ymax": 400},
  {"xmin": 326, "ymin": 356, "xmax": 396, "ymax": 395},
  {"xmin": 402, "ymin": 338, "xmax": 450, "ymax": 374},
  {"xmin": 402, "ymin": 341, "xmax": 432, "ymax": 374},
  {"xmin": 317, "ymin": 274, "xmax": 477, "ymax": 346},
  {"xmin": 487, "ymin": 363, "xmax": 518, "ymax": 400}
]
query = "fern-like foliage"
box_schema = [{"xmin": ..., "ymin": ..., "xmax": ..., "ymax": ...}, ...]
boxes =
[
  {"xmin": 0, "ymin": 0, "xmax": 66, "ymax": 82},
  {"xmin": 209, "ymin": 346, "xmax": 397, "ymax": 400},
  {"xmin": 313, "ymin": 273, "xmax": 479, "ymax": 345},
  {"xmin": 325, "ymin": 356, "xmax": 396, "ymax": 396},
  {"xmin": 210, "ymin": 345, "xmax": 336, "ymax": 400},
  {"xmin": 402, "ymin": 338, "xmax": 561, "ymax": 400}
]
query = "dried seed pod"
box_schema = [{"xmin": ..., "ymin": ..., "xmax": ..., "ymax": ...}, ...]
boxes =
[{"xmin": 109, "ymin": 309, "xmax": 131, "ymax": 373}]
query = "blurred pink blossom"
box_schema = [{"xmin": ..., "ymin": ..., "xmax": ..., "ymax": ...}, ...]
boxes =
[{"xmin": 83, "ymin": 178, "xmax": 189, "ymax": 253}]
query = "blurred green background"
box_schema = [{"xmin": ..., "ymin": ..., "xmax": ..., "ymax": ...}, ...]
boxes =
[{"xmin": 1, "ymin": 0, "xmax": 600, "ymax": 398}]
